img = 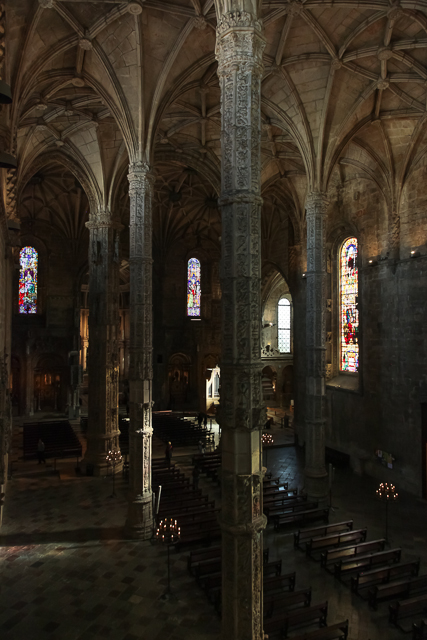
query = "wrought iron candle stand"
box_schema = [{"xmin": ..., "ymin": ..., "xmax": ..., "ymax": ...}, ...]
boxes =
[
  {"xmin": 156, "ymin": 518, "xmax": 180, "ymax": 600},
  {"xmin": 105, "ymin": 449, "xmax": 122, "ymax": 498},
  {"xmin": 262, "ymin": 433, "xmax": 274, "ymax": 470},
  {"xmin": 376, "ymin": 482, "xmax": 398, "ymax": 543}
]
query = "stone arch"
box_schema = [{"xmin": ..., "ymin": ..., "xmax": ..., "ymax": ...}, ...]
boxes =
[{"xmin": 18, "ymin": 149, "xmax": 102, "ymax": 215}]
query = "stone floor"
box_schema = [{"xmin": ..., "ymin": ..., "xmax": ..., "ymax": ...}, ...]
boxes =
[{"xmin": 1, "ymin": 428, "xmax": 427, "ymax": 640}]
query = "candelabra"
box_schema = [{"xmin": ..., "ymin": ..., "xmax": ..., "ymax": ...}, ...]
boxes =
[
  {"xmin": 262, "ymin": 433, "xmax": 274, "ymax": 470},
  {"xmin": 156, "ymin": 518, "xmax": 180, "ymax": 599},
  {"xmin": 106, "ymin": 449, "xmax": 122, "ymax": 497},
  {"xmin": 376, "ymin": 482, "xmax": 398, "ymax": 542}
]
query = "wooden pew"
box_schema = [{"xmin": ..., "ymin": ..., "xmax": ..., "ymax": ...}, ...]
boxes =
[
  {"xmin": 369, "ymin": 574, "xmax": 427, "ymax": 610},
  {"xmin": 306, "ymin": 528, "xmax": 367, "ymax": 557},
  {"xmin": 268, "ymin": 500, "xmax": 317, "ymax": 520},
  {"xmin": 389, "ymin": 594, "xmax": 427, "ymax": 631},
  {"xmin": 263, "ymin": 601, "xmax": 328, "ymax": 638},
  {"xmin": 334, "ymin": 547, "xmax": 401, "ymax": 580},
  {"xmin": 321, "ymin": 538, "xmax": 385, "ymax": 568},
  {"xmin": 213, "ymin": 571, "xmax": 297, "ymax": 617},
  {"xmin": 188, "ymin": 546, "xmax": 221, "ymax": 574},
  {"xmin": 289, "ymin": 620, "xmax": 349, "ymax": 640},
  {"xmin": 351, "ymin": 560, "xmax": 420, "ymax": 594},
  {"xmin": 263, "ymin": 572, "xmax": 296, "ymax": 595},
  {"xmin": 294, "ymin": 521, "xmax": 353, "ymax": 549},
  {"xmin": 264, "ymin": 588, "xmax": 312, "ymax": 619},
  {"xmin": 274, "ymin": 508, "xmax": 329, "ymax": 530},
  {"xmin": 413, "ymin": 619, "xmax": 427, "ymax": 639}
]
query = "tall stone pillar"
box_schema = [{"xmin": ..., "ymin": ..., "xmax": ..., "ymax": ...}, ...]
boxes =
[
  {"xmin": 304, "ymin": 192, "xmax": 328, "ymax": 500},
  {"xmin": 84, "ymin": 210, "xmax": 122, "ymax": 475},
  {"xmin": 215, "ymin": 9, "xmax": 266, "ymax": 640},
  {"xmin": 125, "ymin": 162, "xmax": 154, "ymax": 540}
]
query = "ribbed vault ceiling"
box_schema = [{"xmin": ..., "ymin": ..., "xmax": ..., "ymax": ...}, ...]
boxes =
[{"xmin": 6, "ymin": 0, "xmax": 427, "ymax": 244}]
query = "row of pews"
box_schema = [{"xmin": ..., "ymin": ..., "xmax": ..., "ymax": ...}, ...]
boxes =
[
  {"xmin": 263, "ymin": 477, "xmax": 330, "ymax": 529},
  {"xmin": 152, "ymin": 412, "xmax": 214, "ymax": 448},
  {"xmin": 23, "ymin": 420, "xmax": 82, "ymax": 461},
  {"xmin": 192, "ymin": 451, "xmax": 221, "ymax": 485},
  {"xmin": 295, "ymin": 519, "xmax": 427, "ymax": 635},
  {"xmin": 152, "ymin": 458, "xmax": 220, "ymax": 551},
  {"xmin": 184, "ymin": 475, "xmax": 349, "ymax": 639}
]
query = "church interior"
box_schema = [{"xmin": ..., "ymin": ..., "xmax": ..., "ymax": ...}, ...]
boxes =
[{"xmin": 1, "ymin": 1, "xmax": 427, "ymax": 639}]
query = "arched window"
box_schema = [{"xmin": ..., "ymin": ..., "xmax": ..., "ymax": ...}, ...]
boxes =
[
  {"xmin": 278, "ymin": 298, "xmax": 291, "ymax": 353},
  {"xmin": 340, "ymin": 237, "xmax": 358, "ymax": 372},
  {"xmin": 187, "ymin": 258, "xmax": 201, "ymax": 317},
  {"xmin": 19, "ymin": 246, "xmax": 38, "ymax": 314}
]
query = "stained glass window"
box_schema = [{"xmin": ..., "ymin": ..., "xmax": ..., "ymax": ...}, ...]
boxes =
[
  {"xmin": 19, "ymin": 246, "xmax": 38, "ymax": 314},
  {"xmin": 340, "ymin": 237, "xmax": 358, "ymax": 372},
  {"xmin": 187, "ymin": 258, "xmax": 201, "ymax": 317},
  {"xmin": 278, "ymin": 298, "xmax": 291, "ymax": 353}
]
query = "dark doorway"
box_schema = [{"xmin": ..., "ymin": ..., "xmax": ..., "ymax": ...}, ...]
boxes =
[{"xmin": 422, "ymin": 403, "xmax": 427, "ymax": 500}]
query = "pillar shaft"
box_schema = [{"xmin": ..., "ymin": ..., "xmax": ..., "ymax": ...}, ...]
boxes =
[
  {"xmin": 304, "ymin": 192, "xmax": 328, "ymax": 499},
  {"xmin": 216, "ymin": 10, "xmax": 266, "ymax": 640},
  {"xmin": 125, "ymin": 162, "xmax": 154, "ymax": 540},
  {"xmin": 85, "ymin": 210, "xmax": 121, "ymax": 475}
]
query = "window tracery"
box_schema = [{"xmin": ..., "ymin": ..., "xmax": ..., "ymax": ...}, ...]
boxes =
[
  {"xmin": 19, "ymin": 247, "xmax": 38, "ymax": 314},
  {"xmin": 340, "ymin": 237, "xmax": 358, "ymax": 372},
  {"xmin": 187, "ymin": 258, "xmax": 201, "ymax": 317},
  {"xmin": 278, "ymin": 298, "xmax": 291, "ymax": 353}
]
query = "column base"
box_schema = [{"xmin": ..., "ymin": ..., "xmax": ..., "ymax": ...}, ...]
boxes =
[
  {"xmin": 304, "ymin": 467, "xmax": 329, "ymax": 504},
  {"xmin": 81, "ymin": 454, "xmax": 123, "ymax": 477},
  {"xmin": 125, "ymin": 494, "xmax": 154, "ymax": 540}
]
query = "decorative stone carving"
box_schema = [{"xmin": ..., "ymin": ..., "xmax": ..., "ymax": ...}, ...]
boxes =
[
  {"xmin": 305, "ymin": 192, "xmax": 329, "ymax": 500},
  {"xmin": 79, "ymin": 38, "xmax": 92, "ymax": 51},
  {"xmin": 127, "ymin": 2, "xmax": 143, "ymax": 15},
  {"xmin": 194, "ymin": 17, "xmax": 207, "ymax": 30},
  {"xmin": 216, "ymin": 10, "xmax": 266, "ymax": 640},
  {"xmin": 388, "ymin": 207, "xmax": 400, "ymax": 260},
  {"xmin": 125, "ymin": 162, "xmax": 154, "ymax": 540}
]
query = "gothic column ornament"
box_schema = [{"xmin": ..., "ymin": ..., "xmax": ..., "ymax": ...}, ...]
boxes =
[
  {"xmin": 84, "ymin": 209, "xmax": 122, "ymax": 475},
  {"xmin": 125, "ymin": 162, "xmax": 154, "ymax": 540},
  {"xmin": 388, "ymin": 206, "xmax": 400, "ymax": 261},
  {"xmin": 304, "ymin": 191, "xmax": 328, "ymax": 500},
  {"xmin": 216, "ymin": 9, "xmax": 266, "ymax": 640}
]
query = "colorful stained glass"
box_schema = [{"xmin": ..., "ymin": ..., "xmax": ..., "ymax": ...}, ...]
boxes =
[
  {"xmin": 19, "ymin": 246, "xmax": 38, "ymax": 314},
  {"xmin": 278, "ymin": 298, "xmax": 291, "ymax": 353},
  {"xmin": 187, "ymin": 258, "xmax": 201, "ymax": 317},
  {"xmin": 340, "ymin": 237, "xmax": 358, "ymax": 372}
]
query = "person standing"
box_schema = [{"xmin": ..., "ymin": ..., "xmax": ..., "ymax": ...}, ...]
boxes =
[
  {"xmin": 165, "ymin": 441, "xmax": 173, "ymax": 468},
  {"xmin": 37, "ymin": 439, "xmax": 46, "ymax": 465}
]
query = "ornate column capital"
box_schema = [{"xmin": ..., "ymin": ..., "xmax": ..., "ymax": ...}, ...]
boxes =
[
  {"xmin": 127, "ymin": 162, "xmax": 155, "ymax": 188},
  {"xmin": 86, "ymin": 208, "xmax": 123, "ymax": 230},
  {"xmin": 305, "ymin": 191, "xmax": 329, "ymax": 216},
  {"xmin": 215, "ymin": 11, "xmax": 265, "ymax": 76}
]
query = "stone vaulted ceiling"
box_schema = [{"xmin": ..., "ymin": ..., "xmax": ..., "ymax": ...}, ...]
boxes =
[{"xmin": 5, "ymin": 0, "xmax": 427, "ymax": 242}]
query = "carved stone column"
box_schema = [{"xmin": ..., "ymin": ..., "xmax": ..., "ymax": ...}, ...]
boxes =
[
  {"xmin": 388, "ymin": 206, "xmax": 400, "ymax": 261},
  {"xmin": 84, "ymin": 210, "xmax": 122, "ymax": 475},
  {"xmin": 216, "ymin": 10, "xmax": 266, "ymax": 640},
  {"xmin": 125, "ymin": 162, "xmax": 154, "ymax": 540},
  {"xmin": 304, "ymin": 192, "xmax": 328, "ymax": 500}
]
